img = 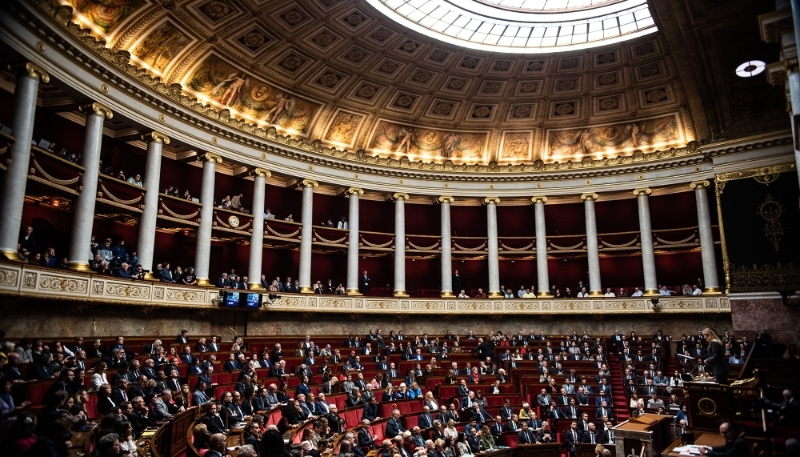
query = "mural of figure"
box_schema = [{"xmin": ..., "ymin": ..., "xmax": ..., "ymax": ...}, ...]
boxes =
[
  {"xmin": 628, "ymin": 123, "xmax": 641, "ymax": 148},
  {"xmin": 266, "ymin": 93, "xmax": 295, "ymax": 125},
  {"xmin": 394, "ymin": 127, "xmax": 416, "ymax": 153},
  {"xmin": 213, "ymin": 72, "xmax": 248, "ymax": 107},
  {"xmin": 580, "ymin": 129, "xmax": 593, "ymax": 155},
  {"xmin": 442, "ymin": 133, "xmax": 460, "ymax": 158}
]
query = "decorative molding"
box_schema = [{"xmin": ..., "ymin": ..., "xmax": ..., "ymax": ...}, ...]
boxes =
[
  {"xmin": 714, "ymin": 162, "xmax": 796, "ymax": 194},
  {"xmin": 729, "ymin": 263, "xmax": 800, "ymax": 293}
]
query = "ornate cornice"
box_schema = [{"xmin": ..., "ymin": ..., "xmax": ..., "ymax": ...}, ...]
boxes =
[{"xmin": 714, "ymin": 162, "xmax": 796, "ymax": 194}]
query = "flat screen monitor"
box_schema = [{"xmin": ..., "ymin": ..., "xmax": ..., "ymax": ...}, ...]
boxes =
[
  {"xmin": 242, "ymin": 293, "xmax": 262, "ymax": 308},
  {"xmin": 224, "ymin": 292, "xmax": 240, "ymax": 307}
]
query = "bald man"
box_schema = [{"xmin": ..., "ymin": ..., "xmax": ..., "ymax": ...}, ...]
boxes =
[{"xmin": 699, "ymin": 423, "xmax": 748, "ymax": 457}]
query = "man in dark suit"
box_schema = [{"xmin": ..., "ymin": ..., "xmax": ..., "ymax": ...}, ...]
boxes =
[
  {"xmin": 581, "ymin": 423, "xmax": 600, "ymax": 444},
  {"xmin": 419, "ymin": 406, "xmax": 434, "ymax": 429},
  {"xmin": 385, "ymin": 410, "xmax": 405, "ymax": 438},
  {"xmin": 565, "ymin": 422, "xmax": 580, "ymax": 457},
  {"xmin": 700, "ymin": 423, "xmax": 748, "ymax": 457},
  {"xmin": 203, "ymin": 403, "xmax": 227, "ymax": 434},
  {"xmin": 176, "ymin": 330, "xmax": 189, "ymax": 344},
  {"xmin": 452, "ymin": 270, "xmax": 463, "ymax": 295},
  {"xmin": 358, "ymin": 420, "xmax": 377, "ymax": 449},
  {"xmin": 360, "ymin": 271, "xmax": 370, "ymax": 294},
  {"xmin": 518, "ymin": 422, "xmax": 538, "ymax": 444},
  {"xmin": 500, "ymin": 399, "xmax": 514, "ymax": 420},
  {"xmin": 18, "ymin": 226, "xmax": 36, "ymax": 259},
  {"xmin": 363, "ymin": 397, "xmax": 381, "ymax": 421},
  {"xmin": 215, "ymin": 273, "xmax": 229, "ymax": 288}
]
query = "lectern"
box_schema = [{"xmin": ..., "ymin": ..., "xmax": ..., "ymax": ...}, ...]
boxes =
[
  {"xmin": 683, "ymin": 381, "xmax": 731, "ymax": 432},
  {"xmin": 612, "ymin": 414, "xmax": 672, "ymax": 457}
]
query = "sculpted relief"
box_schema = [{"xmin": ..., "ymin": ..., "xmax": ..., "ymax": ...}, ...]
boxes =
[
  {"xmin": 184, "ymin": 54, "xmax": 321, "ymax": 135},
  {"xmin": 131, "ymin": 21, "xmax": 191, "ymax": 75},
  {"xmin": 368, "ymin": 120, "xmax": 488, "ymax": 162},
  {"xmin": 65, "ymin": 0, "xmax": 148, "ymax": 39},
  {"xmin": 545, "ymin": 113, "xmax": 684, "ymax": 162}
]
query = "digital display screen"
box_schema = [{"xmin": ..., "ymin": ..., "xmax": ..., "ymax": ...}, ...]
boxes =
[
  {"xmin": 224, "ymin": 292, "xmax": 240, "ymax": 307},
  {"xmin": 242, "ymin": 293, "xmax": 262, "ymax": 308}
]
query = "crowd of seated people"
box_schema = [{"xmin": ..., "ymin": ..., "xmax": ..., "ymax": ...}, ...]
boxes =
[{"xmin": 1, "ymin": 326, "xmax": 792, "ymax": 457}]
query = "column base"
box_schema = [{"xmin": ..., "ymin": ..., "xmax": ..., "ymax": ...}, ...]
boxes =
[
  {"xmin": 346, "ymin": 289, "xmax": 362, "ymax": 296},
  {"xmin": 68, "ymin": 261, "xmax": 91, "ymax": 272},
  {"xmin": 537, "ymin": 291, "xmax": 553, "ymax": 298},
  {"xmin": 440, "ymin": 291, "xmax": 455, "ymax": 298},
  {"xmin": 393, "ymin": 290, "xmax": 409, "ymax": 298},
  {"xmin": 643, "ymin": 289, "xmax": 661, "ymax": 297},
  {"xmin": 299, "ymin": 286, "xmax": 313, "ymax": 294},
  {"xmin": 588, "ymin": 290, "xmax": 604, "ymax": 297},
  {"xmin": 488, "ymin": 291, "xmax": 503, "ymax": 298},
  {"xmin": 196, "ymin": 278, "xmax": 211, "ymax": 287},
  {"xmin": 1, "ymin": 250, "xmax": 21, "ymax": 261},
  {"xmin": 248, "ymin": 282, "xmax": 265, "ymax": 291},
  {"xmin": 702, "ymin": 287, "xmax": 723, "ymax": 295}
]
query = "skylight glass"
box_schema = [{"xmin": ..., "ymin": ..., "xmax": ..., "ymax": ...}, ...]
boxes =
[{"xmin": 365, "ymin": 0, "xmax": 657, "ymax": 53}]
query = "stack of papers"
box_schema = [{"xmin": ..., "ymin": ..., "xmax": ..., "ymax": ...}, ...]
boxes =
[{"xmin": 673, "ymin": 445, "xmax": 703, "ymax": 455}]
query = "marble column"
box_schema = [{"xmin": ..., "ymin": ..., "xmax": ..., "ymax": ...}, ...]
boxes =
[
  {"xmin": 581, "ymin": 193, "xmax": 603, "ymax": 296},
  {"xmin": 439, "ymin": 196, "xmax": 454, "ymax": 298},
  {"xmin": 0, "ymin": 63, "xmax": 49, "ymax": 261},
  {"xmin": 392, "ymin": 193, "xmax": 409, "ymax": 297},
  {"xmin": 691, "ymin": 181, "xmax": 721, "ymax": 294},
  {"xmin": 298, "ymin": 179, "xmax": 318, "ymax": 293},
  {"xmin": 137, "ymin": 132, "xmax": 169, "ymax": 279},
  {"xmin": 247, "ymin": 168, "xmax": 270, "ymax": 290},
  {"xmin": 68, "ymin": 103, "xmax": 113, "ymax": 271},
  {"xmin": 789, "ymin": 68, "xmax": 800, "ymax": 184},
  {"xmin": 532, "ymin": 196, "xmax": 552, "ymax": 298},
  {"xmin": 194, "ymin": 153, "xmax": 222, "ymax": 286},
  {"xmin": 346, "ymin": 187, "xmax": 363, "ymax": 295},
  {"xmin": 634, "ymin": 188, "xmax": 660, "ymax": 296},
  {"xmin": 485, "ymin": 197, "xmax": 501, "ymax": 298}
]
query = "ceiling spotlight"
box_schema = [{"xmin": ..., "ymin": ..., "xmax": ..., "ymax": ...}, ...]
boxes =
[{"xmin": 735, "ymin": 60, "xmax": 765, "ymax": 78}]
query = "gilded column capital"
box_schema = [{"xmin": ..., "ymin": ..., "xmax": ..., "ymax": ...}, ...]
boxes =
[
  {"xmin": 141, "ymin": 131, "xmax": 170, "ymax": 145},
  {"xmin": 391, "ymin": 193, "xmax": 409, "ymax": 201},
  {"xmin": 301, "ymin": 179, "xmax": 319, "ymax": 188},
  {"xmin": 531, "ymin": 196, "xmax": 548, "ymax": 204},
  {"xmin": 252, "ymin": 167, "xmax": 271, "ymax": 178},
  {"xmin": 347, "ymin": 187, "xmax": 364, "ymax": 196},
  {"xmin": 633, "ymin": 188, "xmax": 652, "ymax": 197},
  {"xmin": 690, "ymin": 180, "xmax": 710, "ymax": 189},
  {"xmin": 78, "ymin": 102, "xmax": 113, "ymax": 119},
  {"xmin": 580, "ymin": 192, "xmax": 599, "ymax": 202},
  {"xmin": 437, "ymin": 195, "xmax": 454, "ymax": 204},
  {"xmin": 200, "ymin": 152, "xmax": 223, "ymax": 164},
  {"xmin": 8, "ymin": 62, "xmax": 50, "ymax": 83},
  {"xmin": 785, "ymin": 58, "xmax": 799, "ymax": 74},
  {"xmin": 483, "ymin": 197, "xmax": 501, "ymax": 205}
]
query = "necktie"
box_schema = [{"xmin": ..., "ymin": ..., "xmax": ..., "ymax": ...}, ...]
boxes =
[
  {"xmin": 610, "ymin": 431, "xmax": 614, "ymax": 441},
  {"xmin": 591, "ymin": 433, "xmax": 595, "ymax": 444}
]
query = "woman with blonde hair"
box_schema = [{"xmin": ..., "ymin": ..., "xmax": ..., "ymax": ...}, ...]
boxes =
[
  {"xmin": 443, "ymin": 419, "xmax": 459, "ymax": 440},
  {"xmin": 702, "ymin": 328, "xmax": 731, "ymax": 382},
  {"xmin": 480, "ymin": 425, "xmax": 498, "ymax": 450},
  {"xmin": 424, "ymin": 391, "xmax": 439, "ymax": 411}
]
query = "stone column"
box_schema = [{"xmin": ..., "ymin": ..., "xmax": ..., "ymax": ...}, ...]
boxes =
[
  {"xmin": 67, "ymin": 102, "xmax": 113, "ymax": 271},
  {"xmin": 0, "ymin": 63, "xmax": 49, "ymax": 261},
  {"xmin": 634, "ymin": 188, "xmax": 660, "ymax": 296},
  {"xmin": 247, "ymin": 168, "xmax": 270, "ymax": 290},
  {"xmin": 792, "ymin": 1, "xmax": 800, "ymax": 183},
  {"xmin": 346, "ymin": 187, "xmax": 363, "ymax": 295},
  {"xmin": 298, "ymin": 179, "xmax": 318, "ymax": 293},
  {"xmin": 581, "ymin": 193, "xmax": 603, "ymax": 296},
  {"xmin": 439, "ymin": 196, "xmax": 454, "ymax": 298},
  {"xmin": 137, "ymin": 132, "xmax": 169, "ymax": 279},
  {"xmin": 691, "ymin": 181, "xmax": 721, "ymax": 294},
  {"xmin": 532, "ymin": 196, "xmax": 552, "ymax": 298},
  {"xmin": 485, "ymin": 197, "xmax": 501, "ymax": 298},
  {"xmin": 194, "ymin": 153, "xmax": 222, "ymax": 286},
  {"xmin": 392, "ymin": 193, "xmax": 409, "ymax": 297}
]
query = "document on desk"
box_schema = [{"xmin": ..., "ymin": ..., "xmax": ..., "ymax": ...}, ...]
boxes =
[{"xmin": 673, "ymin": 445, "xmax": 703, "ymax": 455}]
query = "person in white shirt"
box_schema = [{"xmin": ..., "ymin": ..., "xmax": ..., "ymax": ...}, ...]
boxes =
[
  {"xmin": 604, "ymin": 288, "xmax": 615, "ymax": 297},
  {"xmin": 285, "ymin": 214, "xmax": 293, "ymax": 221},
  {"xmin": 264, "ymin": 209, "xmax": 275, "ymax": 219},
  {"xmin": 658, "ymin": 285, "xmax": 672, "ymax": 296},
  {"xmin": 337, "ymin": 217, "xmax": 348, "ymax": 230},
  {"xmin": 691, "ymin": 285, "xmax": 702, "ymax": 296},
  {"xmin": 457, "ymin": 290, "xmax": 470, "ymax": 298},
  {"xmin": 631, "ymin": 287, "xmax": 644, "ymax": 297},
  {"xmin": 517, "ymin": 286, "xmax": 526, "ymax": 298},
  {"xmin": 522, "ymin": 289, "xmax": 536, "ymax": 299},
  {"xmin": 577, "ymin": 287, "xmax": 589, "ymax": 298}
]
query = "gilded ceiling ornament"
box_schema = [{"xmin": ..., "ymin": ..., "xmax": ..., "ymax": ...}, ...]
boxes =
[{"xmin": 758, "ymin": 194, "xmax": 784, "ymax": 251}]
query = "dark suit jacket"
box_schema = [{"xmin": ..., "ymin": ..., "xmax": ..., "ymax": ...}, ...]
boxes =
[
  {"xmin": 203, "ymin": 414, "xmax": 227, "ymax": 434},
  {"xmin": 565, "ymin": 428, "xmax": 580, "ymax": 451}
]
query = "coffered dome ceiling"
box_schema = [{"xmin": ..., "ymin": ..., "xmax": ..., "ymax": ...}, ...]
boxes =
[{"xmin": 58, "ymin": 0, "xmax": 785, "ymax": 167}]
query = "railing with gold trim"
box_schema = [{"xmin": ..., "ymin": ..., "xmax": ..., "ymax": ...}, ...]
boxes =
[
  {"xmin": 158, "ymin": 194, "xmax": 202, "ymax": 226},
  {"xmin": 28, "ymin": 147, "xmax": 84, "ymax": 195},
  {"xmin": 0, "ymin": 262, "xmax": 730, "ymax": 314}
]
